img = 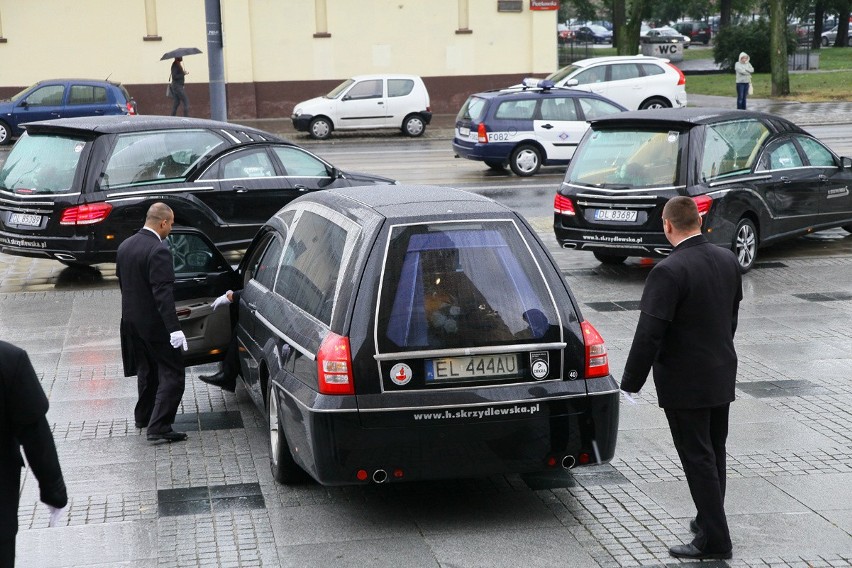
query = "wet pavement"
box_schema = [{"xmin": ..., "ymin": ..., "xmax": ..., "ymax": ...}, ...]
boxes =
[
  {"xmin": 4, "ymin": 222, "xmax": 852, "ymax": 567},
  {"xmin": 4, "ymin": 72, "xmax": 852, "ymax": 566}
]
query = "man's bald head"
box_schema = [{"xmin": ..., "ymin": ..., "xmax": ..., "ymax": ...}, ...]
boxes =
[
  {"xmin": 661, "ymin": 196, "xmax": 702, "ymax": 246},
  {"xmin": 144, "ymin": 202, "xmax": 175, "ymax": 239},
  {"xmin": 662, "ymin": 196, "xmax": 701, "ymax": 232}
]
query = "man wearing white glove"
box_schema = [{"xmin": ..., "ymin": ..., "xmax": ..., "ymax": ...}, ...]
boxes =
[
  {"xmin": 116, "ymin": 203, "xmax": 188, "ymax": 444},
  {"xmin": 199, "ymin": 290, "xmax": 239, "ymax": 393},
  {"xmin": 1, "ymin": 341, "xmax": 68, "ymax": 565}
]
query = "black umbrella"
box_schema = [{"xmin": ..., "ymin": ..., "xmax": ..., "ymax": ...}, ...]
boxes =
[{"xmin": 160, "ymin": 47, "xmax": 202, "ymax": 61}]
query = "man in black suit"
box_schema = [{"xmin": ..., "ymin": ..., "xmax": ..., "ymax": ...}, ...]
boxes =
[
  {"xmin": 621, "ymin": 196, "xmax": 742, "ymax": 560},
  {"xmin": 1, "ymin": 341, "xmax": 67, "ymax": 567},
  {"xmin": 117, "ymin": 202, "xmax": 189, "ymax": 443}
]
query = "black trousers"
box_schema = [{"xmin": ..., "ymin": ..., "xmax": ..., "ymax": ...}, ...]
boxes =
[
  {"xmin": 0, "ymin": 466, "xmax": 21, "ymax": 568},
  {"xmin": 131, "ymin": 334, "xmax": 185, "ymax": 435},
  {"xmin": 170, "ymin": 85, "xmax": 190, "ymax": 117},
  {"xmin": 665, "ymin": 404, "xmax": 732, "ymax": 553}
]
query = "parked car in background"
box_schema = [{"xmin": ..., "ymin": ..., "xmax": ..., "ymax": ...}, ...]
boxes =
[
  {"xmin": 553, "ymin": 108, "xmax": 852, "ymax": 271},
  {"xmin": 168, "ymin": 185, "xmax": 620, "ymax": 485},
  {"xmin": 573, "ymin": 25, "xmax": 612, "ymax": 43},
  {"xmin": 0, "ymin": 79, "xmax": 136, "ymax": 145},
  {"xmin": 0, "ymin": 116, "xmax": 393, "ymax": 266},
  {"xmin": 641, "ymin": 27, "xmax": 691, "ymax": 48},
  {"xmin": 291, "ymin": 74, "xmax": 432, "ymax": 140},
  {"xmin": 540, "ymin": 56, "xmax": 687, "ymax": 110},
  {"xmin": 453, "ymin": 80, "xmax": 626, "ymax": 176},
  {"xmin": 821, "ymin": 25, "xmax": 852, "ymax": 46},
  {"xmin": 673, "ymin": 20, "xmax": 712, "ymax": 44}
]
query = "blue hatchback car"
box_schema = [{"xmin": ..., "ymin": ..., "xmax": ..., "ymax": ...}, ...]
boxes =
[
  {"xmin": 452, "ymin": 80, "xmax": 626, "ymax": 176},
  {"xmin": 0, "ymin": 79, "xmax": 137, "ymax": 145}
]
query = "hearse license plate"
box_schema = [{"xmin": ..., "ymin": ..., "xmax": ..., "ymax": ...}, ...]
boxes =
[
  {"xmin": 8, "ymin": 213, "xmax": 43, "ymax": 227},
  {"xmin": 594, "ymin": 209, "xmax": 637, "ymax": 222},
  {"xmin": 425, "ymin": 353, "xmax": 519, "ymax": 382}
]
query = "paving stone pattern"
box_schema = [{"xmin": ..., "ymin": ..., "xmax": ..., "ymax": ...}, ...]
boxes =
[{"xmin": 3, "ymin": 240, "xmax": 851, "ymax": 566}]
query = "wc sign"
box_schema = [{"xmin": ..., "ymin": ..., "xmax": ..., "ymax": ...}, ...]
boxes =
[{"xmin": 648, "ymin": 42, "xmax": 684, "ymax": 62}]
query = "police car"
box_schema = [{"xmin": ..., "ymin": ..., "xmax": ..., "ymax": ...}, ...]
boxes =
[{"xmin": 452, "ymin": 80, "xmax": 627, "ymax": 177}]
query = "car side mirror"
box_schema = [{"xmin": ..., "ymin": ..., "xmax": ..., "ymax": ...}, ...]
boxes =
[
  {"xmin": 19, "ymin": 100, "xmax": 28, "ymax": 109},
  {"xmin": 342, "ymin": 95, "xmax": 351, "ymax": 101},
  {"xmin": 842, "ymin": 156, "xmax": 852, "ymax": 170},
  {"xmin": 566, "ymin": 79, "xmax": 579, "ymax": 87}
]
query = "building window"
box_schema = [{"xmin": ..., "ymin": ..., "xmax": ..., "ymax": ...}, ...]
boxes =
[
  {"xmin": 143, "ymin": 0, "xmax": 162, "ymax": 41},
  {"xmin": 313, "ymin": 0, "xmax": 331, "ymax": 38},
  {"xmin": 456, "ymin": 0, "xmax": 472, "ymax": 34}
]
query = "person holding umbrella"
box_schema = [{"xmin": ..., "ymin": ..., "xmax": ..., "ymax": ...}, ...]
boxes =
[
  {"xmin": 162, "ymin": 47, "xmax": 201, "ymax": 117},
  {"xmin": 169, "ymin": 57, "xmax": 190, "ymax": 116}
]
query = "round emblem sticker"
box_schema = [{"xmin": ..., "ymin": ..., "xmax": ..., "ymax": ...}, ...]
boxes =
[
  {"xmin": 531, "ymin": 360, "xmax": 549, "ymax": 380},
  {"xmin": 390, "ymin": 363, "xmax": 413, "ymax": 386}
]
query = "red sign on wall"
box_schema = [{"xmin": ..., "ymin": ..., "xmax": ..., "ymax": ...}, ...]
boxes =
[{"xmin": 530, "ymin": 0, "xmax": 559, "ymax": 9}]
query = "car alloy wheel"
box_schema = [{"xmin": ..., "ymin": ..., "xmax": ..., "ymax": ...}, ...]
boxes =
[
  {"xmin": 639, "ymin": 97, "xmax": 670, "ymax": 110},
  {"xmin": 267, "ymin": 381, "xmax": 304, "ymax": 483},
  {"xmin": 0, "ymin": 121, "xmax": 10, "ymax": 145},
  {"xmin": 510, "ymin": 144, "xmax": 541, "ymax": 177},
  {"xmin": 733, "ymin": 218, "xmax": 757, "ymax": 272},
  {"xmin": 309, "ymin": 117, "xmax": 332, "ymax": 140},
  {"xmin": 402, "ymin": 114, "xmax": 425, "ymax": 137}
]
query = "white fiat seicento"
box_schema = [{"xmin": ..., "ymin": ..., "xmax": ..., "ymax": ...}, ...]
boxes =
[{"xmin": 291, "ymin": 74, "xmax": 432, "ymax": 140}]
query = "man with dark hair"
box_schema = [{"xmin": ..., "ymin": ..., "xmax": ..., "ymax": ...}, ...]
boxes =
[
  {"xmin": 621, "ymin": 195, "xmax": 743, "ymax": 560},
  {"xmin": 117, "ymin": 202, "xmax": 189, "ymax": 443},
  {"xmin": 0, "ymin": 341, "xmax": 67, "ymax": 567}
]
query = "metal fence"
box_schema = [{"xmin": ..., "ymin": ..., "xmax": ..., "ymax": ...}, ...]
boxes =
[{"xmin": 557, "ymin": 41, "xmax": 595, "ymax": 67}]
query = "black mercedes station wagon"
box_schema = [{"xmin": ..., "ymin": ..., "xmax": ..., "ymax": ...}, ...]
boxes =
[
  {"xmin": 0, "ymin": 116, "xmax": 393, "ymax": 266},
  {"xmin": 554, "ymin": 108, "xmax": 852, "ymax": 271},
  {"xmin": 169, "ymin": 185, "xmax": 619, "ymax": 485}
]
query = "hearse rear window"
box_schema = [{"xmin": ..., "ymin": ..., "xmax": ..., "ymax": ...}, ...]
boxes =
[
  {"xmin": 0, "ymin": 133, "xmax": 86, "ymax": 195},
  {"xmin": 377, "ymin": 221, "xmax": 561, "ymax": 352}
]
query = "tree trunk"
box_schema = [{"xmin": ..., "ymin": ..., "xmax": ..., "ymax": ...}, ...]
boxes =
[
  {"xmin": 835, "ymin": 1, "xmax": 850, "ymax": 48},
  {"xmin": 719, "ymin": 0, "xmax": 732, "ymax": 29},
  {"xmin": 770, "ymin": 0, "xmax": 790, "ymax": 96},
  {"xmin": 613, "ymin": 0, "xmax": 626, "ymax": 50},
  {"xmin": 615, "ymin": 0, "xmax": 645, "ymax": 55},
  {"xmin": 813, "ymin": 2, "xmax": 825, "ymax": 50}
]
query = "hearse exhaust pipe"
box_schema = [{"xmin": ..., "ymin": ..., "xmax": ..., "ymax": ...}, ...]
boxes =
[
  {"xmin": 561, "ymin": 455, "xmax": 576, "ymax": 470},
  {"xmin": 372, "ymin": 469, "xmax": 388, "ymax": 484}
]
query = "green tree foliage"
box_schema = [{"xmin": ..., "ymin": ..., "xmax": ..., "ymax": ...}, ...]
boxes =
[{"xmin": 713, "ymin": 19, "xmax": 798, "ymax": 71}]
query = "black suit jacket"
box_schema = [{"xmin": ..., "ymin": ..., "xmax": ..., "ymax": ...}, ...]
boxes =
[
  {"xmin": 0, "ymin": 341, "xmax": 67, "ymax": 531},
  {"xmin": 621, "ymin": 235, "xmax": 743, "ymax": 409},
  {"xmin": 116, "ymin": 228, "xmax": 180, "ymax": 342}
]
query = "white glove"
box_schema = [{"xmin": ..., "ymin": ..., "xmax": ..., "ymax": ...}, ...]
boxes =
[
  {"xmin": 621, "ymin": 390, "xmax": 638, "ymax": 405},
  {"xmin": 170, "ymin": 330, "xmax": 188, "ymax": 351},
  {"xmin": 211, "ymin": 291, "xmax": 233, "ymax": 310},
  {"xmin": 47, "ymin": 505, "xmax": 66, "ymax": 528}
]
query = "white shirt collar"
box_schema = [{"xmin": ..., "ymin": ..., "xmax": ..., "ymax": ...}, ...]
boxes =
[{"xmin": 142, "ymin": 226, "xmax": 162, "ymax": 242}]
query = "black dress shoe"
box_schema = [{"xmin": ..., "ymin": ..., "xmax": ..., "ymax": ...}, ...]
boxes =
[
  {"xmin": 669, "ymin": 543, "xmax": 732, "ymax": 560},
  {"xmin": 147, "ymin": 431, "xmax": 188, "ymax": 444},
  {"xmin": 134, "ymin": 421, "xmax": 148, "ymax": 429},
  {"xmin": 689, "ymin": 518, "xmax": 700, "ymax": 534},
  {"xmin": 199, "ymin": 371, "xmax": 236, "ymax": 393}
]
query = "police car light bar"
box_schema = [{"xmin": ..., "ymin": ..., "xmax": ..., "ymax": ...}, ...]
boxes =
[{"xmin": 521, "ymin": 78, "xmax": 555, "ymax": 90}]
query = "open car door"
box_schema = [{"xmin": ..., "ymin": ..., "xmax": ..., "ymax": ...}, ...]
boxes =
[{"xmin": 166, "ymin": 228, "xmax": 242, "ymax": 367}]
